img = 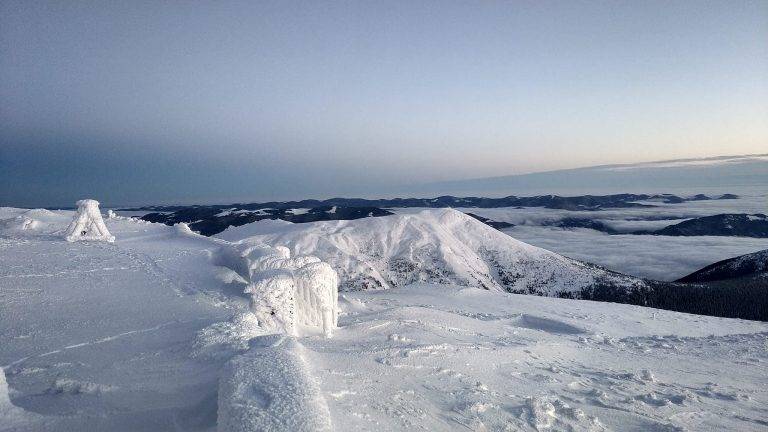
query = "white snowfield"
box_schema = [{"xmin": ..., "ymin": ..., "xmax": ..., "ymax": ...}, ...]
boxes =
[
  {"xmin": 1, "ymin": 207, "xmax": 767, "ymax": 431},
  {"xmin": 217, "ymin": 209, "xmax": 644, "ymax": 296}
]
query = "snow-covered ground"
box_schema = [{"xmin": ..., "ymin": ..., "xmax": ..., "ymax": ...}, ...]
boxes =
[
  {"xmin": 312, "ymin": 285, "xmax": 768, "ymax": 431},
  {"xmin": 1, "ymin": 207, "xmax": 767, "ymax": 431},
  {"xmin": 0, "ymin": 208, "xmax": 247, "ymax": 431}
]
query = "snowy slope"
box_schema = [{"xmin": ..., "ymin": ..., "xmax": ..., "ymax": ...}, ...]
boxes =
[
  {"xmin": 217, "ymin": 209, "xmax": 645, "ymax": 296},
  {"xmin": 676, "ymin": 248, "xmax": 768, "ymax": 282}
]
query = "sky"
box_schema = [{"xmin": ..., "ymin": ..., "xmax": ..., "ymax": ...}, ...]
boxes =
[{"xmin": 1, "ymin": 0, "xmax": 767, "ymax": 207}]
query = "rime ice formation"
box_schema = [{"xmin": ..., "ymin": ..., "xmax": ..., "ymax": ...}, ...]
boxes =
[
  {"xmin": 236, "ymin": 243, "xmax": 339, "ymax": 337},
  {"xmin": 64, "ymin": 199, "xmax": 115, "ymax": 243}
]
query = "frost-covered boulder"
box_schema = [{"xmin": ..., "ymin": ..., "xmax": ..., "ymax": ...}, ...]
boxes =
[
  {"xmin": 64, "ymin": 199, "xmax": 115, "ymax": 243},
  {"xmin": 237, "ymin": 244, "xmax": 339, "ymax": 338},
  {"xmin": 1, "ymin": 367, "xmax": 41, "ymax": 428},
  {"xmin": 247, "ymin": 270, "xmax": 297, "ymax": 335}
]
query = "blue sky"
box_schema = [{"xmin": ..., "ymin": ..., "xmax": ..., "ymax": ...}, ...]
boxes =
[{"xmin": 1, "ymin": 1, "xmax": 766, "ymax": 206}]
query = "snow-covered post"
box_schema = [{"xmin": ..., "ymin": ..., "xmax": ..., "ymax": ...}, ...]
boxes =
[{"xmin": 0, "ymin": 368, "xmax": 11, "ymax": 409}]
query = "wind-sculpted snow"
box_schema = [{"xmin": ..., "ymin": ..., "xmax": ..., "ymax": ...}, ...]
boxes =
[
  {"xmin": 230, "ymin": 242, "xmax": 339, "ymax": 337},
  {"xmin": 219, "ymin": 209, "xmax": 645, "ymax": 297},
  {"xmin": 0, "ymin": 208, "xmax": 71, "ymax": 236},
  {"xmin": 217, "ymin": 335, "xmax": 332, "ymax": 432},
  {"xmin": 300, "ymin": 284, "xmax": 768, "ymax": 431}
]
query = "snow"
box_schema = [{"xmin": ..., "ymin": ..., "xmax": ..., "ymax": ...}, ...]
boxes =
[
  {"xmin": 225, "ymin": 241, "xmax": 339, "ymax": 337},
  {"xmin": 1, "ymin": 206, "xmax": 767, "ymax": 431},
  {"xmin": 303, "ymin": 284, "xmax": 768, "ymax": 431},
  {"xmin": 217, "ymin": 335, "xmax": 332, "ymax": 432},
  {"xmin": 218, "ymin": 208, "xmax": 643, "ymax": 295},
  {"xmin": 0, "ymin": 209, "xmax": 237, "ymax": 431},
  {"xmin": 64, "ymin": 199, "xmax": 115, "ymax": 243}
]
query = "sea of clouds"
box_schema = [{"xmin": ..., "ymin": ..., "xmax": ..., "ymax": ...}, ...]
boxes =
[{"xmin": 395, "ymin": 188, "xmax": 768, "ymax": 281}]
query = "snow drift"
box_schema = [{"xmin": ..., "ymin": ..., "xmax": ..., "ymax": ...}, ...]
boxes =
[
  {"xmin": 217, "ymin": 335, "xmax": 332, "ymax": 432},
  {"xmin": 218, "ymin": 209, "xmax": 644, "ymax": 297}
]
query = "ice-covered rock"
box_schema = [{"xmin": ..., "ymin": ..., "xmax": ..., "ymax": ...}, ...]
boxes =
[
  {"xmin": 1, "ymin": 367, "xmax": 43, "ymax": 429},
  {"xmin": 229, "ymin": 243, "xmax": 339, "ymax": 337},
  {"xmin": 247, "ymin": 270, "xmax": 298, "ymax": 335},
  {"xmin": 64, "ymin": 199, "xmax": 115, "ymax": 243}
]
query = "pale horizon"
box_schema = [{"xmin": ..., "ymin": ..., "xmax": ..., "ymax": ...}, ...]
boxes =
[{"xmin": 2, "ymin": 1, "xmax": 767, "ymax": 206}]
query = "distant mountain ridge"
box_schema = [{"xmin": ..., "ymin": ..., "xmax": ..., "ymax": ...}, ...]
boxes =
[
  {"xmin": 677, "ymin": 249, "xmax": 768, "ymax": 283},
  {"xmin": 128, "ymin": 192, "xmax": 736, "ymax": 213},
  {"xmin": 648, "ymin": 214, "xmax": 768, "ymax": 238},
  {"xmin": 213, "ymin": 209, "xmax": 768, "ymax": 320},
  {"xmin": 135, "ymin": 192, "xmax": 738, "ymax": 235},
  {"xmin": 142, "ymin": 206, "xmax": 393, "ymax": 236},
  {"xmin": 548, "ymin": 213, "xmax": 768, "ymax": 238}
]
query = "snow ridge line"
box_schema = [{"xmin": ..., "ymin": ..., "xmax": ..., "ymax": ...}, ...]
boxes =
[{"xmin": 217, "ymin": 335, "xmax": 332, "ymax": 432}]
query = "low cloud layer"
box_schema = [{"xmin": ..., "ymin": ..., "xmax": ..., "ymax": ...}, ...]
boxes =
[
  {"xmin": 445, "ymin": 191, "xmax": 768, "ymax": 281},
  {"xmin": 503, "ymin": 226, "xmax": 768, "ymax": 281}
]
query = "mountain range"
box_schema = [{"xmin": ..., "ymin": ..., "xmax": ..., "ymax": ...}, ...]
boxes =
[
  {"xmin": 215, "ymin": 210, "xmax": 768, "ymax": 321},
  {"xmin": 134, "ymin": 192, "xmax": 739, "ymax": 236}
]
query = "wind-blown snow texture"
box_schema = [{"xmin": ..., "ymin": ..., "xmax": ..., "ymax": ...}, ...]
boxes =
[
  {"xmin": 2, "ymin": 206, "xmax": 767, "ymax": 431},
  {"xmin": 218, "ymin": 335, "xmax": 331, "ymax": 432},
  {"xmin": 218, "ymin": 209, "xmax": 644, "ymax": 296},
  {"xmin": 309, "ymin": 285, "xmax": 768, "ymax": 431}
]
